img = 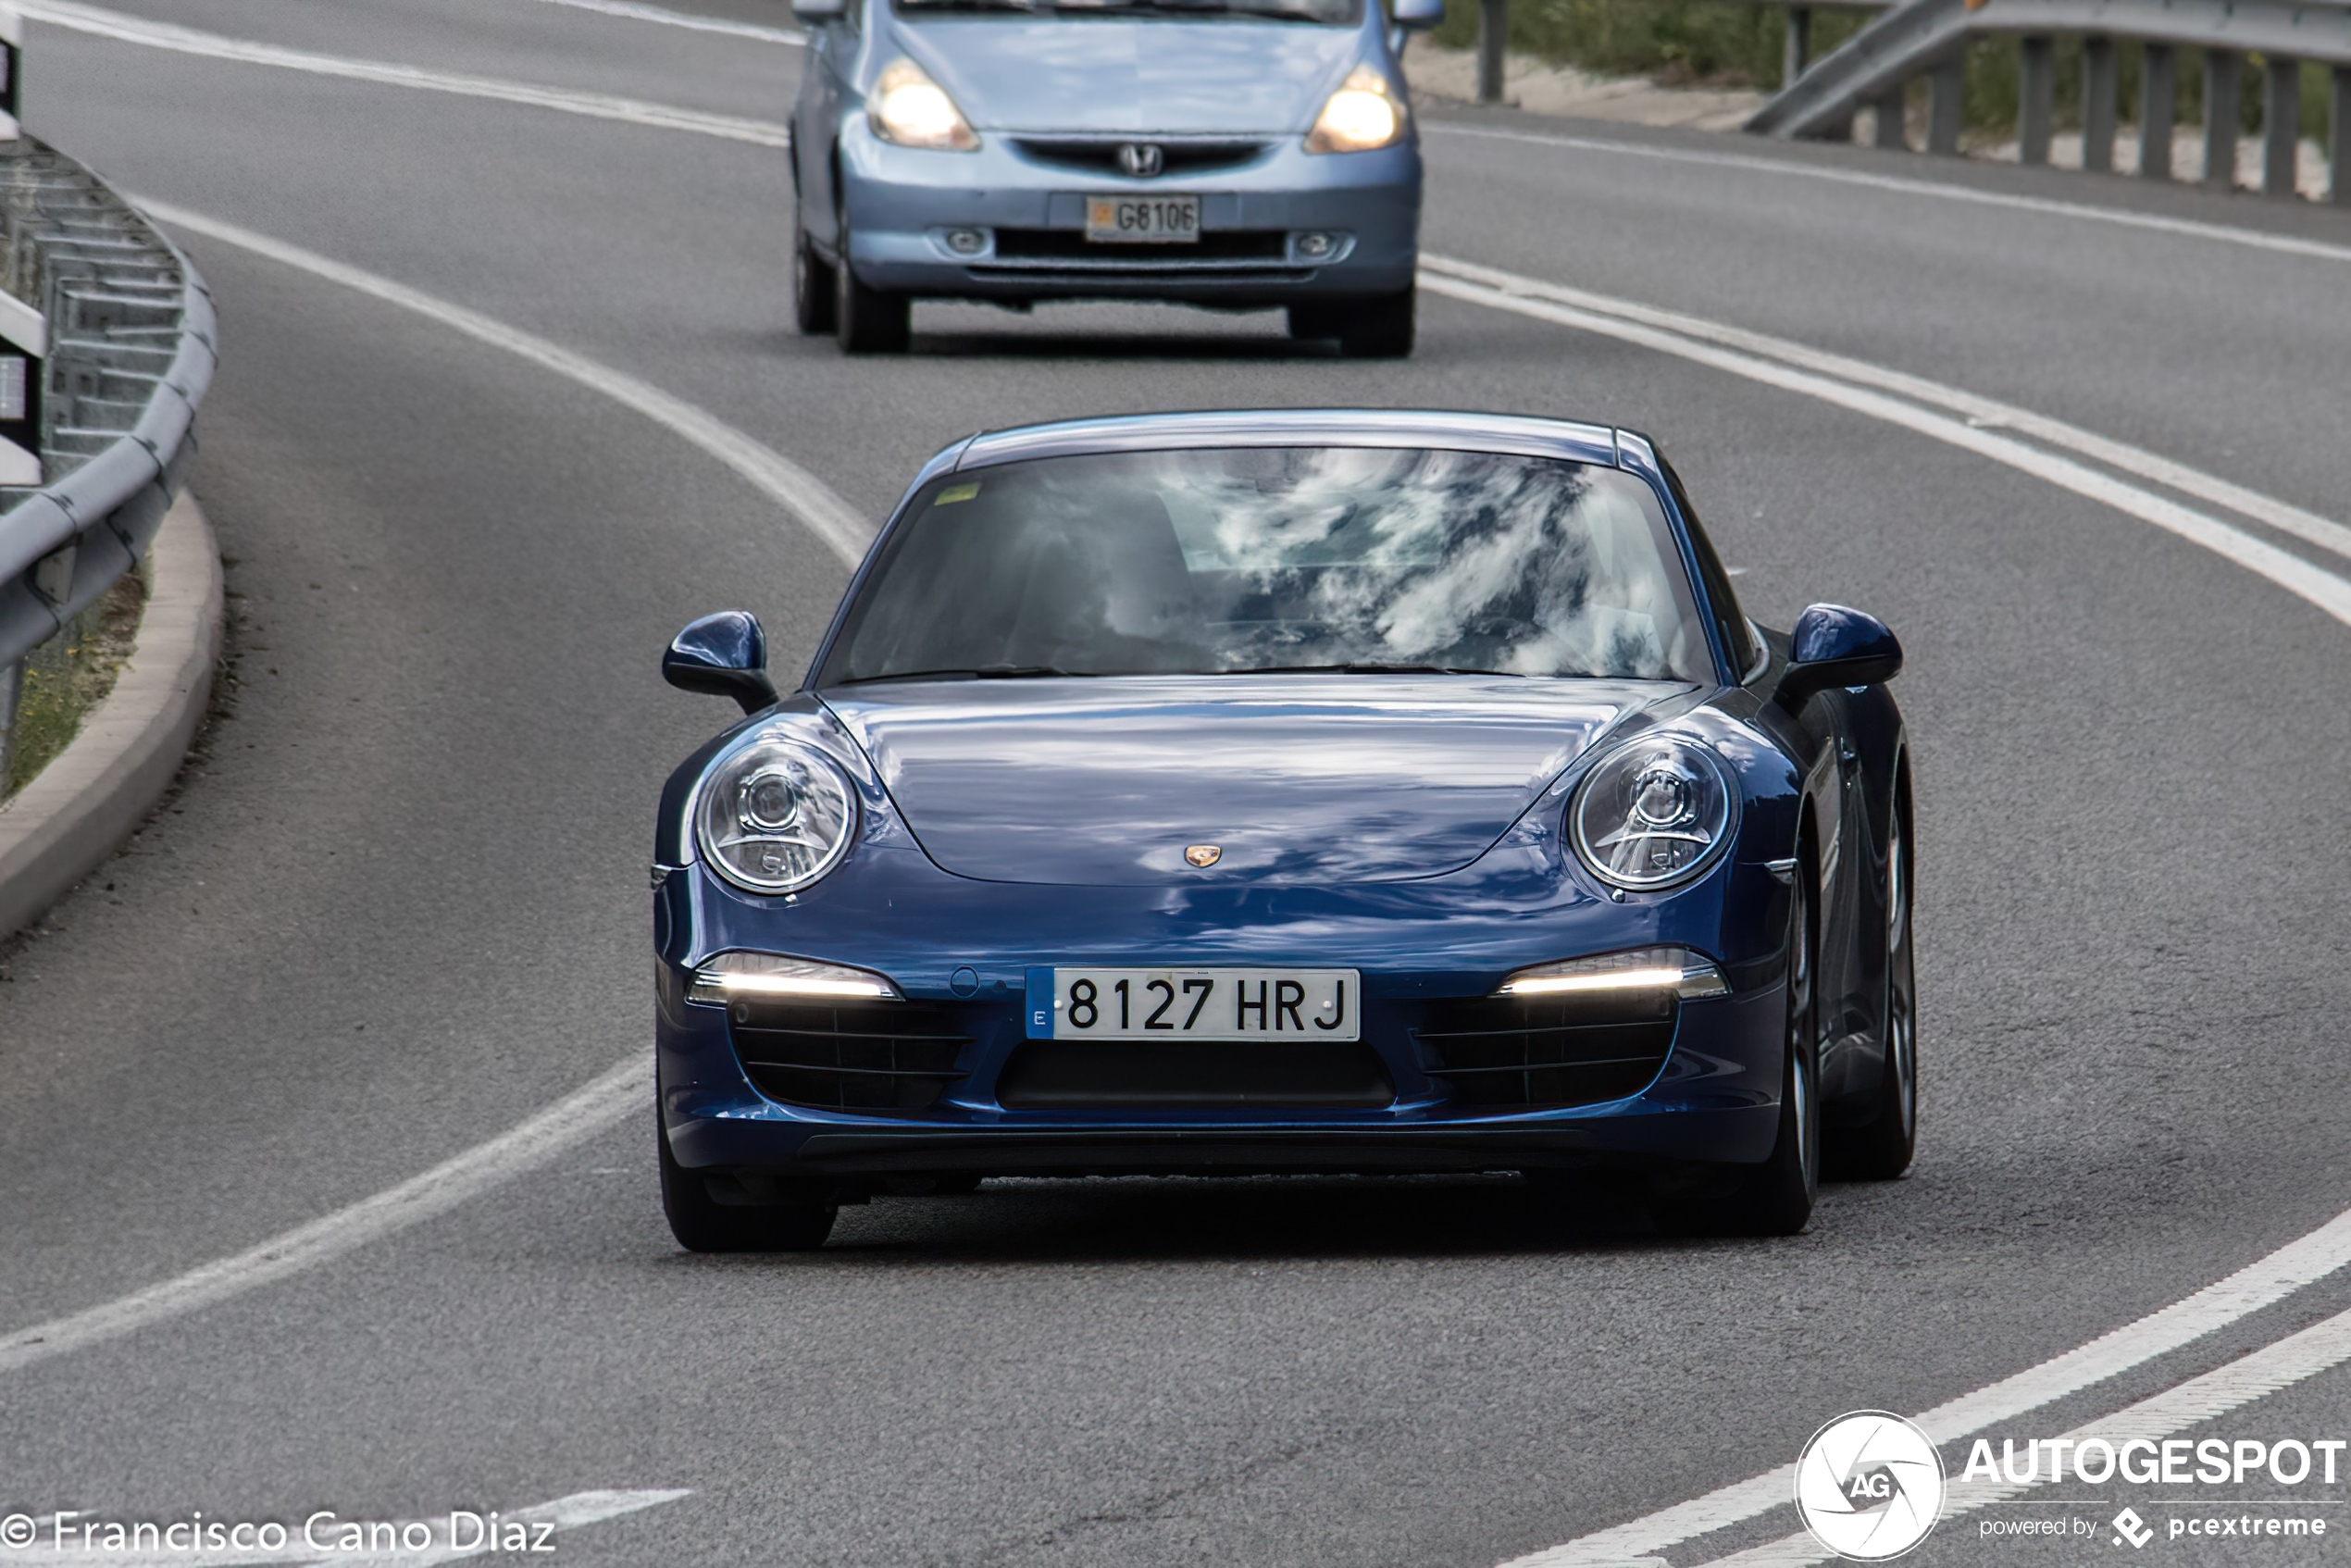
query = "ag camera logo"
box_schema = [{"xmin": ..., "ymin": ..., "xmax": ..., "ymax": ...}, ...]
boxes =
[{"xmin": 1795, "ymin": 1411, "xmax": 1947, "ymax": 1560}]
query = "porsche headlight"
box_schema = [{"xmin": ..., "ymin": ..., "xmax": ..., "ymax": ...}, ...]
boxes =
[
  {"xmin": 694, "ymin": 737, "xmax": 858, "ymax": 894},
  {"xmin": 1569, "ymin": 737, "xmax": 1735, "ymax": 891},
  {"xmin": 870, "ymin": 59, "xmax": 978, "ymax": 151},
  {"xmin": 1306, "ymin": 67, "xmax": 1407, "ymax": 154}
]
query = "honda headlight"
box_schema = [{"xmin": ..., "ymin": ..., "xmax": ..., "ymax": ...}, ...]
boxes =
[
  {"xmin": 694, "ymin": 737, "xmax": 858, "ymax": 894},
  {"xmin": 870, "ymin": 59, "xmax": 978, "ymax": 151},
  {"xmin": 1569, "ymin": 737, "xmax": 1735, "ymax": 891},
  {"xmin": 1306, "ymin": 67, "xmax": 1407, "ymax": 154}
]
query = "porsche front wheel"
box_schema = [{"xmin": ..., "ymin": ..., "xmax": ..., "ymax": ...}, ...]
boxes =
[
  {"xmin": 658, "ymin": 1114, "xmax": 836, "ymax": 1252},
  {"xmin": 1658, "ymin": 873, "xmax": 1819, "ymax": 1237}
]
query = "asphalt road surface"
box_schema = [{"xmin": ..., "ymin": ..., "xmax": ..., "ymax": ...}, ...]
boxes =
[{"xmin": 6, "ymin": 4, "xmax": 2351, "ymax": 1564}]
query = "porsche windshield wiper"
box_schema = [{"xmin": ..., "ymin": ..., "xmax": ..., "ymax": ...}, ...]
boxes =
[
  {"xmin": 840, "ymin": 664, "xmax": 1088, "ymax": 684},
  {"xmin": 1225, "ymin": 662, "xmax": 1520, "ymax": 676}
]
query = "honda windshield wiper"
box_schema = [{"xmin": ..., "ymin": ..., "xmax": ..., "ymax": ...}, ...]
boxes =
[
  {"xmin": 839, "ymin": 665, "xmax": 1089, "ymax": 684},
  {"xmin": 1073, "ymin": 0, "xmax": 1332, "ymax": 18}
]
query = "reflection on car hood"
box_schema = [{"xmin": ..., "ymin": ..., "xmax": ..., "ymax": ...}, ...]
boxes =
[
  {"xmin": 891, "ymin": 19, "xmax": 1362, "ymax": 134},
  {"xmin": 824, "ymin": 676, "xmax": 1687, "ymax": 886}
]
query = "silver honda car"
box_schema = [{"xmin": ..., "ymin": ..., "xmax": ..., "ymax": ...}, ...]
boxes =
[{"xmin": 787, "ymin": 0, "xmax": 1437, "ymax": 356}]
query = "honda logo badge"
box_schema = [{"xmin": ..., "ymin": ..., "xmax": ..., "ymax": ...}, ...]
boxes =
[{"xmin": 1116, "ymin": 143, "xmax": 1165, "ymax": 178}]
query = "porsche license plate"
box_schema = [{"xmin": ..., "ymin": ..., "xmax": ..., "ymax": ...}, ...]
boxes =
[
  {"xmin": 1084, "ymin": 194, "xmax": 1200, "ymax": 243},
  {"xmin": 1026, "ymin": 967, "xmax": 1360, "ymax": 1040}
]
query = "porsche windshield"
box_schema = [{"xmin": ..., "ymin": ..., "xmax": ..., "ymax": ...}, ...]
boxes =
[{"xmin": 825, "ymin": 446, "xmax": 1711, "ymax": 684}]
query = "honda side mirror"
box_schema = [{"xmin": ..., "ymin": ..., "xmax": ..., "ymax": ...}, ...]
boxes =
[
  {"xmin": 1774, "ymin": 604, "xmax": 1902, "ymax": 707},
  {"xmin": 790, "ymin": 0, "xmax": 846, "ymax": 21},
  {"xmin": 664, "ymin": 610, "xmax": 779, "ymax": 715},
  {"xmin": 1390, "ymin": 0, "xmax": 1444, "ymax": 27}
]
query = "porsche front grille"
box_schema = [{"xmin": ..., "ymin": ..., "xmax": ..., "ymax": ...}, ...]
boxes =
[
  {"xmin": 728, "ymin": 1002, "xmax": 974, "ymax": 1114},
  {"xmin": 1414, "ymin": 993, "xmax": 1677, "ymax": 1110}
]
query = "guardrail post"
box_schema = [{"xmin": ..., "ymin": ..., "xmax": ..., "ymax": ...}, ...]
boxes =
[
  {"xmin": 0, "ymin": 4, "xmax": 20, "ymax": 143},
  {"xmin": 1476, "ymin": 0, "xmax": 1506, "ymax": 105},
  {"xmin": 2081, "ymin": 37, "xmax": 2118, "ymax": 172},
  {"xmin": 1927, "ymin": 56, "xmax": 1964, "ymax": 155},
  {"xmin": 1871, "ymin": 82, "xmax": 1909, "ymax": 149},
  {"xmin": 2140, "ymin": 44, "xmax": 2177, "ymax": 180},
  {"xmin": 2019, "ymin": 38, "xmax": 2055, "ymax": 165},
  {"xmin": 2204, "ymin": 49, "xmax": 2241, "ymax": 189},
  {"xmin": 1784, "ymin": 6, "xmax": 1813, "ymax": 86},
  {"xmin": 0, "ymin": 657, "xmax": 18, "ymax": 791},
  {"xmin": 2263, "ymin": 56, "xmax": 2301, "ymax": 195},
  {"xmin": 2333, "ymin": 66, "xmax": 2350, "ymax": 204}
]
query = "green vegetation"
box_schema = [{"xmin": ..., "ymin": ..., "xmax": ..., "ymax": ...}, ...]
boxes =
[
  {"xmin": 1430, "ymin": 0, "xmax": 2334, "ymax": 139},
  {"xmin": 1428, "ymin": 0, "xmax": 1866, "ymax": 91},
  {"xmin": 4, "ymin": 569, "xmax": 144, "ymax": 798}
]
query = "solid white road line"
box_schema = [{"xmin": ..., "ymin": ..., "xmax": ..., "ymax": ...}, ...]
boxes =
[
  {"xmin": 1496, "ymin": 1217, "xmax": 2351, "ymax": 1565},
  {"xmin": 0, "ymin": 1060, "xmax": 651, "ymax": 1376},
  {"xmin": 136, "ymin": 200, "xmax": 872, "ymax": 566},
  {"xmin": 1421, "ymin": 267, "xmax": 2351, "ymax": 633},
  {"xmin": 1422, "ymin": 254, "xmax": 2351, "ymax": 569},
  {"xmin": 1691, "ymin": 1303, "xmax": 2351, "ymax": 1567},
  {"xmin": 6, "ymin": 1489, "xmax": 690, "ymax": 1565},
  {"xmin": 0, "ymin": 196, "xmax": 872, "ymax": 1375},
  {"xmin": 19, "ymin": 0, "xmax": 795, "ymax": 148},
  {"xmin": 519, "ymin": 0, "xmax": 804, "ymax": 45},
  {"xmin": 1424, "ymin": 123, "xmax": 2351, "ymax": 268}
]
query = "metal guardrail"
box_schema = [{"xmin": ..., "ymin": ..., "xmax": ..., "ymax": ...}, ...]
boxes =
[
  {"xmin": 1749, "ymin": 0, "xmax": 2351, "ymax": 200},
  {"xmin": 0, "ymin": 105, "xmax": 214, "ymax": 790}
]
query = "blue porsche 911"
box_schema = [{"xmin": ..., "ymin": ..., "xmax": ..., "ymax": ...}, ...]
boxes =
[{"xmin": 652, "ymin": 409, "xmax": 1916, "ymax": 1249}]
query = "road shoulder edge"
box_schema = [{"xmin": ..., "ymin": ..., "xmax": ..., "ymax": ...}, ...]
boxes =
[{"xmin": 0, "ymin": 491, "xmax": 222, "ymax": 938}]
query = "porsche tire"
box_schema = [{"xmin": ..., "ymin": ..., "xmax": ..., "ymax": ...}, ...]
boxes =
[
  {"xmin": 1657, "ymin": 873, "xmax": 1820, "ymax": 1237},
  {"xmin": 1830, "ymin": 794, "xmax": 1919, "ymax": 1180},
  {"xmin": 659, "ymin": 1114, "xmax": 836, "ymax": 1252}
]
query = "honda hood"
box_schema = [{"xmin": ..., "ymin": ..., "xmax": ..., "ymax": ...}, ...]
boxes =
[
  {"xmin": 824, "ymin": 677, "xmax": 1686, "ymax": 886},
  {"xmin": 890, "ymin": 18, "xmax": 1366, "ymax": 135}
]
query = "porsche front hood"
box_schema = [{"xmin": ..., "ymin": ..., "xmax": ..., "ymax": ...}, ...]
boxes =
[{"xmin": 823, "ymin": 676, "xmax": 1685, "ymax": 887}]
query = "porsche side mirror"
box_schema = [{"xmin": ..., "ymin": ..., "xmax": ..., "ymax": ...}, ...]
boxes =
[
  {"xmin": 1774, "ymin": 604, "xmax": 1902, "ymax": 707},
  {"xmin": 1389, "ymin": 0, "xmax": 1444, "ymax": 28},
  {"xmin": 665, "ymin": 610, "xmax": 779, "ymax": 715},
  {"xmin": 790, "ymin": 0, "xmax": 845, "ymax": 20}
]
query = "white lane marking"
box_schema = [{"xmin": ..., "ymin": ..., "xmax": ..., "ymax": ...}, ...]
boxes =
[
  {"xmin": 0, "ymin": 1059, "xmax": 650, "ymax": 1376},
  {"xmin": 520, "ymin": 0, "xmax": 804, "ymax": 45},
  {"xmin": 1422, "ymin": 254, "xmax": 2351, "ymax": 569},
  {"xmin": 1424, "ymin": 123, "xmax": 2351, "ymax": 268},
  {"xmin": 1422, "ymin": 267, "xmax": 2351, "ymax": 632},
  {"xmin": 19, "ymin": 0, "xmax": 795, "ymax": 148},
  {"xmin": 6, "ymin": 1490, "xmax": 689, "ymax": 1566},
  {"xmin": 1495, "ymin": 1221, "xmax": 2351, "ymax": 1565},
  {"xmin": 137, "ymin": 199, "xmax": 872, "ymax": 566},
  {"xmin": 1692, "ymin": 1302, "xmax": 2351, "ymax": 1568}
]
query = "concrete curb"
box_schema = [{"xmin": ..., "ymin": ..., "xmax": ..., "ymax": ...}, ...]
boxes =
[{"xmin": 0, "ymin": 492, "xmax": 222, "ymax": 939}]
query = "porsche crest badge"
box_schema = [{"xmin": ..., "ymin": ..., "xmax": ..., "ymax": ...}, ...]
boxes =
[{"xmin": 1184, "ymin": 845, "xmax": 1222, "ymax": 868}]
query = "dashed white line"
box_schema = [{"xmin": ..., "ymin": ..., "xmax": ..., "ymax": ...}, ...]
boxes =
[
  {"xmin": 19, "ymin": 0, "xmax": 795, "ymax": 147},
  {"xmin": 1424, "ymin": 123, "xmax": 2351, "ymax": 268},
  {"xmin": 136, "ymin": 200, "xmax": 872, "ymax": 565},
  {"xmin": 518, "ymin": 0, "xmax": 804, "ymax": 45}
]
